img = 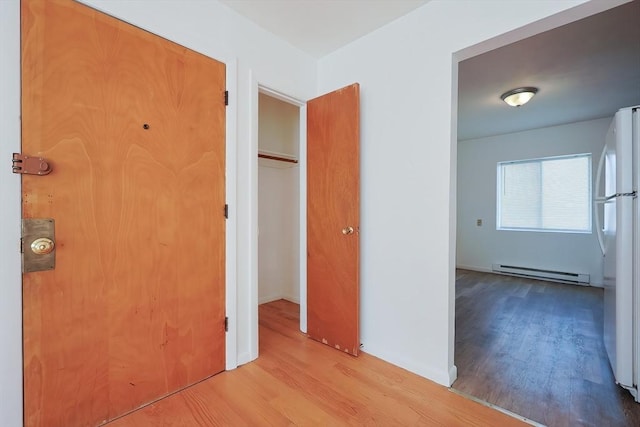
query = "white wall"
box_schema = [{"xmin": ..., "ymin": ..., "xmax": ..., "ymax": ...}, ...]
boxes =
[
  {"xmin": 258, "ymin": 93, "xmax": 300, "ymax": 157},
  {"xmin": 258, "ymin": 164, "xmax": 300, "ymax": 303},
  {"xmin": 315, "ymin": 0, "xmax": 621, "ymax": 386},
  {"xmin": 258, "ymin": 94, "xmax": 300, "ymax": 304},
  {"xmin": 457, "ymin": 118, "xmax": 610, "ymax": 285}
]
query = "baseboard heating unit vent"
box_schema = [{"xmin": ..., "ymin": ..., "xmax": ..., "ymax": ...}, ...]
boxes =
[{"xmin": 491, "ymin": 264, "xmax": 590, "ymax": 284}]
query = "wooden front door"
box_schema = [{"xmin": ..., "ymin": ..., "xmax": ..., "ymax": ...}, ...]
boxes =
[
  {"xmin": 21, "ymin": 1, "xmax": 226, "ymax": 426},
  {"xmin": 307, "ymin": 83, "xmax": 360, "ymax": 355}
]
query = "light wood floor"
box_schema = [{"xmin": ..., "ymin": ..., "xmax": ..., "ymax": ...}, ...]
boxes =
[
  {"xmin": 109, "ymin": 299, "xmax": 526, "ymax": 426},
  {"xmin": 453, "ymin": 269, "xmax": 640, "ymax": 427}
]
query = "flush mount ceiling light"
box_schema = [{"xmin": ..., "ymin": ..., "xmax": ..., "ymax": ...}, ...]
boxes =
[{"xmin": 500, "ymin": 87, "xmax": 538, "ymax": 107}]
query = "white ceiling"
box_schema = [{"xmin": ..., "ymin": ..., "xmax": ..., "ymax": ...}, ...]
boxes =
[
  {"xmin": 219, "ymin": 0, "xmax": 640, "ymax": 141},
  {"xmin": 218, "ymin": 0, "xmax": 429, "ymax": 58},
  {"xmin": 457, "ymin": 0, "xmax": 640, "ymax": 141}
]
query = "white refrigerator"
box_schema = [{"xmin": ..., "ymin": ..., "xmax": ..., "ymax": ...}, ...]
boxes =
[{"xmin": 595, "ymin": 105, "xmax": 639, "ymax": 401}]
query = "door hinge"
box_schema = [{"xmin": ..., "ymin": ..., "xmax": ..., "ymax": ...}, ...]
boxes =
[
  {"xmin": 224, "ymin": 316, "xmax": 229, "ymax": 332},
  {"xmin": 224, "ymin": 204, "xmax": 229, "ymax": 219},
  {"xmin": 224, "ymin": 90, "xmax": 229, "ymax": 106},
  {"xmin": 12, "ymin": 153, "xmax": 52, "ymax": 175}
]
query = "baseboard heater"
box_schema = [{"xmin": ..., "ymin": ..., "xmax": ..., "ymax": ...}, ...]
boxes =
[{"xmin": 491, "ymin": 264, "xmax": 590, "ymax": 284}]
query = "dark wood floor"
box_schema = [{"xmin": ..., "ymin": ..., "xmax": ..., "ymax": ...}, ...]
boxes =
[{"xmin": 453, "ymin": 269, "xmax": 640, "ymax": 427}]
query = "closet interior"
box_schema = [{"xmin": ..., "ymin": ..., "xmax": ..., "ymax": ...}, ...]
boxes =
[{"xmin": 258, "ymin": 92, "xmax": 301, "ymax": 306}]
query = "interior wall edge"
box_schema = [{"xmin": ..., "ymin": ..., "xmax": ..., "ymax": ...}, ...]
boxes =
[
  {"xmin": 0, "ymin": 0, "xmax": 23, "ymax": 425},
  {"xmin": 448, "ymin": 365, "xmax": 458, "ymax": 386}
]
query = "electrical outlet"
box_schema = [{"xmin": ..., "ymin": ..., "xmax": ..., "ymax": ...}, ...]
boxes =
[{"xmin": 476, "ymin": 219, "xmax": 482, "ymax": 226}]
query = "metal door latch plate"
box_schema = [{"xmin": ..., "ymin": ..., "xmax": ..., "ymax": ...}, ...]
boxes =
[{"xmin": 12, "ymin": 153, "xmax": 52, "ymax": 175}]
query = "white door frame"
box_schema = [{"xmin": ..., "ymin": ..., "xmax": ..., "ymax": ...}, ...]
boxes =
[
  {"xmin": 449, "ymin": 0, "xmax": 631, "ymax": 381},
  {"xmin": 254, "ymin": 82, "xmax": 308, "ymax": 344},
  {"xmin": 224, "ymin": 60, "xmax": 239, "ymax": 371}
]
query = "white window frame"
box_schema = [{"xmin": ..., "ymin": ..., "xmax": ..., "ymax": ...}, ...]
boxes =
[{"xmin": 496, "ymin": 153, "xmax": 592, "ymax": 234}]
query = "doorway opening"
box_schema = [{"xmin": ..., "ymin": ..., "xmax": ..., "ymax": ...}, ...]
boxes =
[
  {"xmin": 257, "ymin": 88, "xmax": 306, "ymax": 343},
  {"xmin": 452, "ymin": 1, "xmax": 640, "ymax": 425}
]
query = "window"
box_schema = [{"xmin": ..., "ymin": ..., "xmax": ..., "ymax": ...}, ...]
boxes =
[{"xmin": 497, "ymin": 154, "xmax": 591, "ymax": 232}]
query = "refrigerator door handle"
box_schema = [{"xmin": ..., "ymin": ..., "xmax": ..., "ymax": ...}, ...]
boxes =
[
  {"xmin": 595, "ymin": 201, "xmax": 606, "ymax": 255},
  {"xmin": 594, "ymin": 144, "xmax": 607, "ymax": 254}
]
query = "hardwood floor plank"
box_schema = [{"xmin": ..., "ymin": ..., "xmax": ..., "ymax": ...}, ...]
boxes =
[
  {"xmin": 269, "ymin": 390, "xmax": 335, "ymax": 425},
  {"xmin": 454, "ymin": 269, "xmax": 640, "ymax": 427},
  {"xmin": 195, "ymin": 372, "xmax": 290, "ymax": 426},
  {"xmin": 109, "ymin": 298, "xmax": 527, "ymax": 426}
]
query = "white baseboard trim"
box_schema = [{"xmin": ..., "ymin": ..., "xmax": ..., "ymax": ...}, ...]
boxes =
[
  {"xmin": 455, "ymin": 264, "xmax": 492, "ymax": 273},
  {"xmin": 362, "ymin": 344, "xmax": 452, "ymax": 387},
  {"xmin": 282, "ymin": 294, "xmax": 300, "ymax": 304},
  {"xmin": 259, "ymin": 294, "xmax": 300, "ymax": 305},
  {"xmin": 448, "ymin": 364, "xmax": 458, "ymax": 386},
  {"xmin": 258, "ymin": 294, "xmax": 284, "ymax": 305},
  {"xmin": 457, "ymin": 264, "xmax": 604, "ymax": 288}
]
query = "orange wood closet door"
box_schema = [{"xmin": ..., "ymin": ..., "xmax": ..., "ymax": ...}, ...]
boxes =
[
  {"xmin": 307, "ymin": 83, "xmax": 360, "ymax": 355},
  {"xmin": 21, "ymin": 1, "xmax": 226, "ymax": 425}
]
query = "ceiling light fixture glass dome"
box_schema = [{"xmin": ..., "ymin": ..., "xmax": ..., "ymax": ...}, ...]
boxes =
[{"xmin": 500, "ymin": 87, "xmax": 538, "ymax": 107}]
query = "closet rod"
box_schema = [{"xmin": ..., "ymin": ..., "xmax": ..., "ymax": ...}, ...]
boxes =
[{"xmin": 258, "ymin": 153, "xmax": 298, "ymax": 164}]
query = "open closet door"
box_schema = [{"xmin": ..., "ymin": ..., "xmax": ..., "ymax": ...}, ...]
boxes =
[{"xmin": 307, "ymin": 83, "xmax": 360, "ymax": 355}]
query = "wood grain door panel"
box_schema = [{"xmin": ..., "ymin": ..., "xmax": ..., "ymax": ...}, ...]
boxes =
[
  {"xmin": 307, "ymin": 83, "xmax": 360, "ymax": 355},
  {"xmin": 21, "ymin": 1, "xmax": 226, "ymax": 425}
]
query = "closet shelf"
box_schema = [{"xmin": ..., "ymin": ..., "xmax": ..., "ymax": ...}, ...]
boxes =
[{"xmin": 258, "ymin": 151, "xmax": 298, "ymax": 164}]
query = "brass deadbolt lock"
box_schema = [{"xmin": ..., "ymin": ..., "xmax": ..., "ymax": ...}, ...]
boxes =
[
  {"xmin": 31, "ymin": 237, "xmax": 55, "ymax": 255},
  {"xmin": 22, "ymin": 218, "xmax": 56, "ymax": 273}
]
